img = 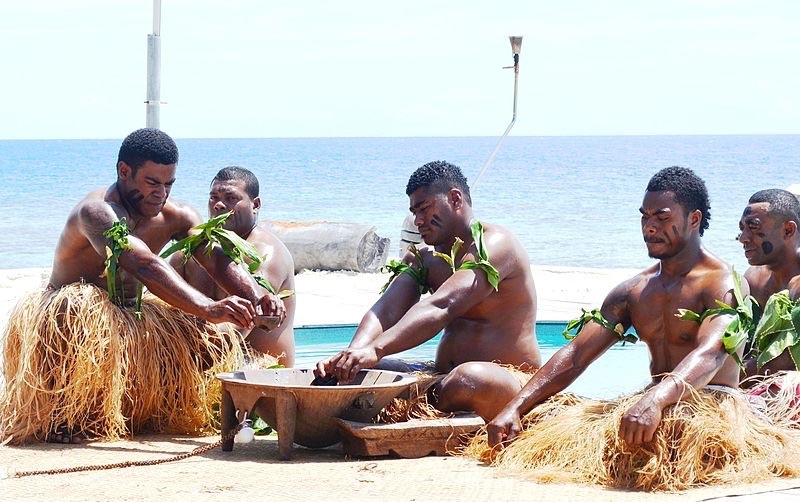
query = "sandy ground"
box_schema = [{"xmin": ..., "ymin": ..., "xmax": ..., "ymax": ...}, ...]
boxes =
[{"xmin": 2, "ymin": 266, "xmax": 800, "ymax": 501}]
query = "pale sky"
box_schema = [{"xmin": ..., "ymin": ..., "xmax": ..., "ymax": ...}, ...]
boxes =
[{"xmin": 1, "ymin": 0, "xmax": 798, "ymax": 139}]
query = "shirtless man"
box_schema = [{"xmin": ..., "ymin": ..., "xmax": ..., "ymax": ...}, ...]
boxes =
[
  {"xmin": 49, "ymin": 129, "xmax": 285, "ymax": 324},
  {"xmin": 315, "ymin": 160, "xmax": 541, "ymax": 420},
  {"xmin": 2, "ymin": 128, "xmax": 286, "ymax": 444},
  {"xmin": 738, "ymin": 189, "xmax": 800, "ymax": 375},
  {"xmin": 171, "ymin": 166, "xmax": 296, "ymax": 366},
  {"xmin": 488, "ymin": 166, "xmax": 742, "ymax": 448}
]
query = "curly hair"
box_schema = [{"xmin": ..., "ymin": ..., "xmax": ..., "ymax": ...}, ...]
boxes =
[
  {"xmin": 646, "ymin": 166, "xmax": 711, "ymax": 235},
  {"xmin": 213, "ymin": 166, "xmax": 259, "ymax": 199},
  {"xmin": 748, "ymin": 188, "xmax": 800, "ymax": 225},
  {"xmin": 405, "ymin": 160, "xmax": 472, "ymax": 205},
  {"xmin": 117, "ymin": 128, "xmax": 179, "ymax": 175}
]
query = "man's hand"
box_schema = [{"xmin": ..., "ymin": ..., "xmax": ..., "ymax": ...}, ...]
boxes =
[
  {"xmin": 619, "ymin": 394, "xmax": 663, "ymax": 445},
  {"xmin": 487, "ymin": 406, "xmax": 523, "ymax": 450},
  {"xmin": 316, "ymin": 346, "xmax": 379, "ymax": 383},
  {"xmin": 204, "ymin": 296, "xmax": 256, "ymax": 328},
  {"xmin": 255, "ymin": 292, "xmax": 286, "ymax": 328}
]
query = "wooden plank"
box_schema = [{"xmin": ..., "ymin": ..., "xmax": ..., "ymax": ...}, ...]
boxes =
[{"xmin": 334, "ymin": 415, "xmax": 485, "ymax": 458}]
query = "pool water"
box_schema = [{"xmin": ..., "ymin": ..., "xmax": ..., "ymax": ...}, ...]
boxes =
[{"xmin": 295, "ymin": 322, "xmax": 652, "ymax": 400}]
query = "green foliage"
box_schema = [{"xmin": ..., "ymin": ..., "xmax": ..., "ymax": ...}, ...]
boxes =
[
  {"xmin": 562, "ymin": 308, "xmax": 638, "ymax": 345},
  {"xmin": 380, "ymin": 221, "xmax": 500, "ymax": 295},
  {"xmin": 674, "ymin": 269, "xmax": 757, "ymax": 370},
  {"xmin": 102, "ymin": 219, "xmax": 143, "ymax": 319},
  {"xmin": 750, "ymin": 291, "xmax": 800, "ymax": 370},
  {"xmin": 380, "ymin": 244, "xmax": 430, "ymax": 295},
  {"xmin": 434, "ymin": 221, "xmax": 500, "ymax": 291},
  {"xmin": 161, "ymin": 211, "xmax": 295, "ymax": 299}
]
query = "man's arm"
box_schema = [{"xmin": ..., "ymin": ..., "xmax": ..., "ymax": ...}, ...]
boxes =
[
  {"xmin": 618, "ymin": 272, "xmax": 740, "ymax": 445},
  {"xmin": 325, "ymin": 235, "xmax": 521, "ymax": 382},
  {"xmin": 171, "ymin": 204, "xmax": 286, "ymax": 323},
  {"xmin": 487, "ymin": 283, "xmax": 630, "ymax": 448},
  {"xmin": 314, "ymin": 255, "xmax": 422, "ymax": 378},
  {"xmin": 79, "ymin": 201, "xmax": 256, "ymax": 327}
]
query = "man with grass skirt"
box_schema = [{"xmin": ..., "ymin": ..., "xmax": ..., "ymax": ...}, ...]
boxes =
[
  {"xmin": 468, "ymin": 167, "xmax": 800, "ymax": 491},
  {"xmin": 315, "ymin": 160, "xmax": 541, "ymax": 421},
  {"xmin": 0, "ymin": 128, "xmax": 285, "ymax": 444},
  {"xmin": 171, "ymin": 166, "xmax": 296, "ymax": 367}
]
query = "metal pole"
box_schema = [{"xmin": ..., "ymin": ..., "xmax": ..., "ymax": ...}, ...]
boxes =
[
  {"xmin": 472, "ymin": 36, "xmax": 522, "ymax": 189},
  {"xmin": 145, "ymin": 0, "xmax": 162, "ymax": 129}
]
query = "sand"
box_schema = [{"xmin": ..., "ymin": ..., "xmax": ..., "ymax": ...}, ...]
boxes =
[{"xmin": 2, "ymin": 266, "xmax": 800, "ymax": 501}]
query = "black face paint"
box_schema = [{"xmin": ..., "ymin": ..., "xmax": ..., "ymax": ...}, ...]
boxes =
[
  {"xmin": 743, "ymin": 207, "xmax": 753, "ymax": 217},
  {"xmin": 430, "ymin": 215, "xmax": 443, "ymax": 228},
  {"xmin": 126, "ymin": 189, "xmax": 144, "ymax": 203},
  {"xmin": 762, "ymin": 241, "xmax": 774, "ymax": 255}
]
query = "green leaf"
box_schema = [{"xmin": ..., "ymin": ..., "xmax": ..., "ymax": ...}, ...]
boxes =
[
  {"xmin": 380, "ymin": 244, "xmax": 430, "ymax": 295},
  {"xmin": 674, "ymin": 269, "xmax": 757, "ymax": 371},
  {"xmin": 562, "ymin": 307, "xmax": 637, "ymax": 345},
  {"xmin": 757, "ymin": 330, "xmax": 796, "ymax": 367},
  {"xmin": 675, "ymin": 308, "xmax": 702, "ymax": 323},
  {"xmin": 788, "ymin": 343, "xmax": 800, "ymax": 371},
  {"xmin": 732, "ymin": 267, "xmax": 745, "ymax": 307},
  {"xmin": 103, "ymin": 219, "xmax": 133, "ymax": 306},
  {"xmin": 470, "ymin": 221, "xmax": 489, "ymax": 262}
]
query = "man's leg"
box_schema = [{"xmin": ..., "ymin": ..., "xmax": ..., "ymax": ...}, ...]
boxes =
[{"xmin": 432, "ymin": 361, "xmax": 524, "ymax": 421}]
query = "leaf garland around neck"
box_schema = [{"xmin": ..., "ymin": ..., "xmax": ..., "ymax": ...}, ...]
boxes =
[
  {"xmin": 674, "ymin": 268, "xmax": 758, "ymax": 370},
  {"xmin": 160, "ymin": 211, "xmax": 295, "ymax": 300},
  {"xmin": 380, "ymin": 244, "xmax": 430, "ymax": 295},
  {"xmin": 562, "ymin": 308, "xmax": 638, "ymax": 346},
  {"xmin": 102, "ymin": 219, "xmax": 143, "ymax": 319},
  {"xmin": 749, "ymin": 290, "xmax": 800, "ymax": 370},
  {"xmin": 432, "ymin": 221, "xmax": 500, "ymax": 291}
]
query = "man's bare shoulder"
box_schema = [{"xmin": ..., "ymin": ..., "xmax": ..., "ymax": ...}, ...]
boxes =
[
  {"xmin": 476, "ymin": 221, "xmax": 529, "ymax": 261},
  {"xmin": 607, "ymin": 265, "xmax": 657, "ymax": 302},
  {"xmin": 251, "ymin": 223, "xmax": 295, "ymax": 274},
  {"xmin": 694, "ymin": 251, "xmax": 738, "ymax": 304},
  {"xmin": 743, "ymin": 264, "xmax": 771, "ymax": 287}
]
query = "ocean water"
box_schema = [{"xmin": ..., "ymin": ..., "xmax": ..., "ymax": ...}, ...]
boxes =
[{"xmin": 0, "ymin": 135, "xmax": 797, "ymax": 272}]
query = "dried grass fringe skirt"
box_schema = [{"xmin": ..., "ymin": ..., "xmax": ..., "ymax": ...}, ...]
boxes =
[
  {"xmin": 0, "ymin": 283, "xmax": 245, "ymax": 444},
  {"xmin": 462, "ymin": 387, "xmax": 800, "ymax": 491}
]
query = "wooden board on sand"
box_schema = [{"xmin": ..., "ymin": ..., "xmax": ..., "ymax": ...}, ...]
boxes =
[{"xmin": 333, "ymin": 414, "xmax": 485, "ymax": 458}]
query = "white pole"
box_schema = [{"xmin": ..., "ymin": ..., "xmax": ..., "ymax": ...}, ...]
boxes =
[
  {"xmin": 145, "ymin": 0, "xmax": 162, "ymax": 129},
  {"xmin": 472, "ymin": 36, "xmax": 523, "ymax": 190}
]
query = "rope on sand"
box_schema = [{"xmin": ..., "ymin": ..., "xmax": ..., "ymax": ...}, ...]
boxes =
[{"xmin": 4, "ymin": 424, "xmax": 242, "ymax": 479}]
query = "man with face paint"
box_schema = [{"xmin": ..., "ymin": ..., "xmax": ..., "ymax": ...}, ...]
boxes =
[
  {"xmin": 0, "ymin": 129, "xmax": 285, "ymax": 444},
  {"xmin": 738, "ymin": 189, "xmax": 800, "ymax": 375},
  {"xmin": 315, "ymin": 161, "xmax": 541, "ymax": 421},
  {"xmin": 483, "ymin": 166, "xmax": 744, "ymax": 454},
  {"xmin": 171, "ymin": 166, "xmax": 296, "ymax": 367}
]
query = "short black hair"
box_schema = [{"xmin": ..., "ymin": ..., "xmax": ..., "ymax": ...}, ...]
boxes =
[
  {"xmin": 405, "ymin": 160, "xmax": 472, "ymax": 205},
  {"xmin": 117, "ymin": 128, "xmax": 179, "ymax": 175},
  {"xmin": 213, "ymin": 166, "xmax": 259, "ymax": 199},
  {"xmin": 749, "ymin": 189, "xmax": 800, "ymax": 226},
  {"xmin": 646, "ymin": 166, "xmax": 711, "ymax": 236}
]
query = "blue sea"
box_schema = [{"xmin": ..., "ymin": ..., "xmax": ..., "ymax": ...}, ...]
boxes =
[{"xmin": 0, "ymin": 135, "xmax": 798, "ymax": 271}]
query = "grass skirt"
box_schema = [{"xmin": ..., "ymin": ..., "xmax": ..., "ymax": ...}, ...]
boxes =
[
  {"xmin": 462, "ymin": 388, "xmax": 800, "ymax": 491},
  {"xmin": 744, "ymin": 371, "xmax": 800, "ymax": 428},
  {"xmin": 0, "ymin": 283, "xmax": 245, "ymax": 444}
]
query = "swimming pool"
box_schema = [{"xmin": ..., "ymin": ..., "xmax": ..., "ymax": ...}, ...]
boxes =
[{"xmin": 295, "ymin": 322, "xmax": 652, "ymax": 400}]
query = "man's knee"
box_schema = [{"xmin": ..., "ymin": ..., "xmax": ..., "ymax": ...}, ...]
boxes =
[{"xmin": 435, "ymin": 362, "xmax": 521, "ymax": 420}]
